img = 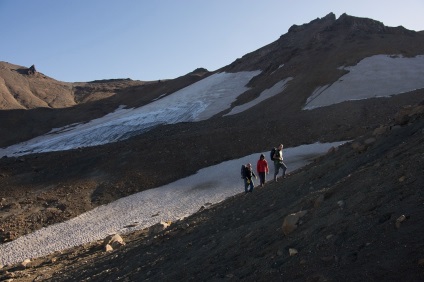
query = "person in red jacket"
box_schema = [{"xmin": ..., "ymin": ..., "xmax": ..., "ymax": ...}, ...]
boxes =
[{"xmin": 256, "ymin": 154, "xmax": 269, "ymax": 187}]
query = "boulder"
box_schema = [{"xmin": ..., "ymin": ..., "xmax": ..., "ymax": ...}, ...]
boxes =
[
  {"xmin": 149, "ymin": 221, "xmax": 171, "ymax": 235},
  {"xmin": 103, "ymin": 234, "xmax": 125, "ymax": 249},
  {"xmin": 282, "ymin": 210, "xmax": 307, "ymax": 235},
  {"xmin": 289, "ymin": 248, "xmax": 298, "ymax": 256}
]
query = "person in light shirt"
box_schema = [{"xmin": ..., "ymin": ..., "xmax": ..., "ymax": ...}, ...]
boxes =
[{"xmin": 272, "ymin": 143, "xmax": 287, "ymax": 182}]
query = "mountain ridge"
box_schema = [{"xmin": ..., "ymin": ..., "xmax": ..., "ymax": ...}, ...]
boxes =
[{"xmin": 0, "ymin": 12, "xmax": 423, "ymax": 281}]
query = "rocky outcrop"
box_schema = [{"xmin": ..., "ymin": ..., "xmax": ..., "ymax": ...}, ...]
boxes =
[{"xmin": 27, "ymin": 64, "xmax": 37, "ymax": 75}]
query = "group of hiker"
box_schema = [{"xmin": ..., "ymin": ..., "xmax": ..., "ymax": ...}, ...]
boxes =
[{"xmin": 241, "ymin": 144, "xmax": 287, "ymax": 193}]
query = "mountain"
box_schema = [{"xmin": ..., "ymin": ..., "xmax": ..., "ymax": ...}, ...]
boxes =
[
  {"xmin": 0, "ymin": 13, "xmax": 423, "ymax": 280},
  {"xmin": 0, "ymin": 68, "xmax": 210, "ymax": 147},
  {"xmin": 2, "ymin": 98, "xmax": 423, "ymax": 282},
  {"xmin": 0, "ymin": 62, "xmax": 75, "ymax": 110}
]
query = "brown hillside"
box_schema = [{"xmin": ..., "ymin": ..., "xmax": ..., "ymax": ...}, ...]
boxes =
[{"xmin": 0, "ymin": 62, "xmax": 75, "ymax": 109}]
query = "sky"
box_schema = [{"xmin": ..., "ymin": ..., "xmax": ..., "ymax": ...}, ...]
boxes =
[{"xmin": 1, "ymin": 0, "xmax": 423, "ymax": 83}]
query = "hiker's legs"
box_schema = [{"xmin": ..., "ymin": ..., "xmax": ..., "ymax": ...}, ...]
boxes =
[
  {"xmin": 281, "ymin": 162, "xmax": 287, "ymax": 177},
  {"xmin": 259, "ymin": 172, "xmax": 266, "ymax": 186},
  {"xmin": 273, "ymin": 162, "xmax": 280, "ymax": 181},
  {"xmin": 249, "ymin": 179, "xmax": 254, "ymax": 192},
  {"xmin": 244, "ymin": 179, "xmax": 249, "ymax": 193}
]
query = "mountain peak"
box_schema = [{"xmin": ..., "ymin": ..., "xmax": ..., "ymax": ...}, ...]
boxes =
[
  {"xmin": 335, "ymin": 13, "xmax": 387, "ymax": 33},
  {"xmin": 288, "ymin": 12, "xmax": 336, "ymax": 33}
]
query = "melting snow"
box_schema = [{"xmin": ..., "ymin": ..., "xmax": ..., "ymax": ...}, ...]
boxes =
[
  {"xmin": 304, "ymin": 55, "xmax": 424, "ymax": 110},
  {"xmin": 0, "ymin": 71, "xmax": 260, "ymax": 157},
  {"xmin": 0, "ymin": 141, "xmax": 345, "ymax": 265},
  {"xmin": 224, "ymin": 77, "xmax": 293, "ymax": 116}
]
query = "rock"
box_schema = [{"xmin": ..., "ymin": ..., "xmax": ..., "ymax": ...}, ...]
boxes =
[
  {"xmin": 337, "ymin": 200, "xmax": 345, "ymax": 209},
  {"xmin": 19, "ymin": 258, "xmax": 31, "ymax": 269},
  {"xmin": 418, "ymin": 258, "xmax": 424, "ymax": 266},
  {"xmin": 27, "ymin": 64, "xmax": 37, "ymax": 75},
  {"xmin": 395, "ymin": 215, "xmax": 406, "ymax": 229},
  {"xmin": 282, "ymin": 210, "xmax": 307, "ymax": 235},
  {"xmin": 105, "ymin": 244, "xmax": 113, "ymax": 252},
  {"xmin": 103, "ymin": 234, "xmax": 125, "ymax": 249},
  {"xmin": 289, "ymin": 248, "xmax": 298, "ymax": 256},
  {"xmin": 149, "ymin": 221, "xmax": 171, "ymax": 235},
  {"xmin": 373, "ymin": 125, "xmax": 388, "ymax": 136},
  {"xmin": 398, "ymin": 176, "xmax": 406, "ymax": 182}
]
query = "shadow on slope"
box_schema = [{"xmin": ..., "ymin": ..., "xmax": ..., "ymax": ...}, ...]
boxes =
[{"xmin": 3, "ymin": 101, "xmax": 422, "ymax": 282}]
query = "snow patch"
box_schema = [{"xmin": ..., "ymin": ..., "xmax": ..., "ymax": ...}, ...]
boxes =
[
  {"xmin": 304, "ymin": 55, "xmax": 424, "ymax": 110},
  {"xmin": 0, "ymin": 141, "xmax": 346, "ymax": 265},
  {"xmin": 224, "ymin": 77, "xmax": 293, "ymax": 116}
]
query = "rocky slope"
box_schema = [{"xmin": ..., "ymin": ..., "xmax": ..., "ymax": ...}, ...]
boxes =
[
  {"xmin": 0, "ymin": 12, "xmax": 424, "ymax": 281},
  {"xmin": 1, "ymin": 100, "xmax": 423, "ymax": 282}
]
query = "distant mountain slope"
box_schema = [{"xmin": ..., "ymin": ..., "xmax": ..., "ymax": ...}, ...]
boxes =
[
  {"xmin": 0, "ymin": 62, "xmax": 154, "ymax": 110},
  {"xmin": 0, "ymin": 62, "xmax": 75, "ymax": 109}
]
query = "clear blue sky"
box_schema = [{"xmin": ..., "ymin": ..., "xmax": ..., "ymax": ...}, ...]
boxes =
[{"xmin": 1, "ymin": 0, "xmax": 423, "ymax": 82}]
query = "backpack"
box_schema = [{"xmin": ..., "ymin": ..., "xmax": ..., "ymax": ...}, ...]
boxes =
[
  {"xmin": 240, "ymin": 165, "xmax": 246, "ymax": 178},
  {"xmin": 270, "ymin": 147, "xmax": 276, "ymax": 161}
]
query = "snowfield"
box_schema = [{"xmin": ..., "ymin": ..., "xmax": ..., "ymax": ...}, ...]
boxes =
[
  {"xmin": 304, "ymin": 55, "xmax": 424, "ymax": 110},
  {"xmin": 0, "ymin": 71, "xmax": 261, "ymax": 157},
  {"xmin": 0, "ymin": 141, "xmax": 345, "ymax": 266}
]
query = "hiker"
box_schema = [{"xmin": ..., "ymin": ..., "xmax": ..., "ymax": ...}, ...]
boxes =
[
  {"xmin": 272, "ymin": 143, "xmax": 287, "ymax": 182},
  {"xmin": 242, "ymin": 163, "xmax": 257, "ymax": 193},
  {"xmin": 256, "ymin": 154, "xmax": 269, "ymax": 187}
]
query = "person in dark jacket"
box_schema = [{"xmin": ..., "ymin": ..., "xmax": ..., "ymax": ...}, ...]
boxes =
[{"xmin": 243, "ymin": 163, "xmax": 257, "ymax": 193}]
